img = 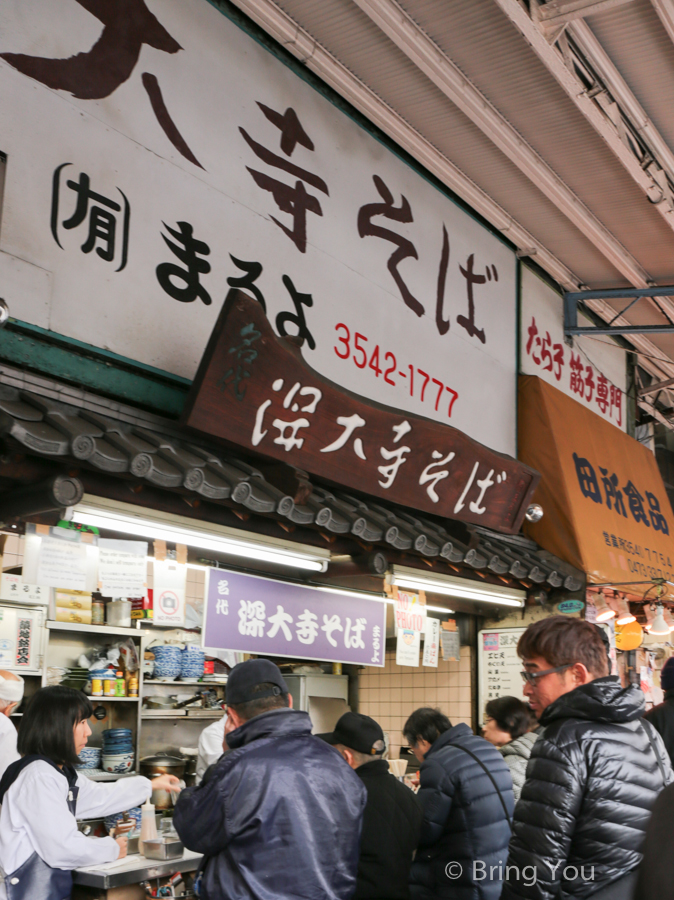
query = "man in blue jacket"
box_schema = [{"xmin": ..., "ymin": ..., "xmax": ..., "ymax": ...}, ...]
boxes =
[
  {"xmin": 174, "ymin": 659, "xmax": 367, "ymax": 900},
  {"xmin": 404, "ymin": 707, "xmax": 514, "ymax": 900}
]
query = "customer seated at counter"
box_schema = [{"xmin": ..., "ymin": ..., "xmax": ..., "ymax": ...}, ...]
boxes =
[
  {"xmin": 173, "ymin": 658, "xmax": 367, "ymax": 900},
  {"xmin": 0, "ymin": 686, "xmax": 180, "ymax": 900}
]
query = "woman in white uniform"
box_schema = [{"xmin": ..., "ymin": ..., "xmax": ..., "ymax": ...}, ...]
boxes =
[{"xmin": 0, "ymin": 686, "xmax": 180, "ymax": 900}]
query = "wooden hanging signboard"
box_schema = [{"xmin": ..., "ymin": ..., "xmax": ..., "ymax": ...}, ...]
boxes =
[{"xmin": 182, "ymin": 291, "xmax": 539, "ymax": 533}]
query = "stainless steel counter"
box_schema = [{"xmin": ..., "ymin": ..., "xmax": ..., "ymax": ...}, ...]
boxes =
[{"xmin": 73, "ymin": 848, "xmax": 202, "ymax": 889}]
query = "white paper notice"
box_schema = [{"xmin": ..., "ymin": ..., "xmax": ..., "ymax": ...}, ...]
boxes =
[
  {"xmin": 423, "ymin": 618, "xmax": 440, "ymax": 667},
  {"xmin": 36, "ymin": 536, "xmax": 88, "ymax": 590},
  {"xmin": 441, "ymin": 630, "xmax": 460, "ymax": 662},
  {"xmin": 396, "ymin": 628, "xmax": 420, "ymax": 667},
  {"xmin": 0, "ymin": 574, "xmax": 50, "ymax": 606},
  {"xmin": 394, "ymin": 591, "xmax": 426, "ymax": 633},
  {"xmin": 98, "ymin": 539, "xmax": 148, "ymax": 597},
  {"xmin": 153, "ymin": 559, "xmax": 187, "ymax": 626}
]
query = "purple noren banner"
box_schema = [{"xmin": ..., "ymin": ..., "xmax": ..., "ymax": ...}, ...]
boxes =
[{"xmin": 203, "ymin": 568, "xmax": 386, "ymax": 667}]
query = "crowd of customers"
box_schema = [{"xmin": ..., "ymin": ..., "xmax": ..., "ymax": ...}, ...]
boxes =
[{"xmin": 168, "ymin": 615, "xmax": 674, "ymax": 900}]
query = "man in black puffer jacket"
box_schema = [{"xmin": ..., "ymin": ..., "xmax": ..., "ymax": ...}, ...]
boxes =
[
  {"xmin": 404, "ymin": 707, "xmax": 514, "ymax": 900},
  {"xmin": 501, "ymin": 616, "xmax": 671, "ymax": 900}
]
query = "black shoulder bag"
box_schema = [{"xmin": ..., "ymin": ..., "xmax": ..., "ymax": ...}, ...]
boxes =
[{"xmin": 451, "ymin": 743, "xmax": 512, "ymax": 828}]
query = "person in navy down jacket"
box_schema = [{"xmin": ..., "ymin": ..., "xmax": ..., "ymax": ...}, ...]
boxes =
[
  {"xmin": 501, "ymin": 616, "xmax": 671, "ymax": 900},
  {"xmin": 173, "ymin": 659, "xmax": 367, "ymax": 900},
  {"xmin": 404, "ymin": 707, "xmax": 514, "ymax": 900}
]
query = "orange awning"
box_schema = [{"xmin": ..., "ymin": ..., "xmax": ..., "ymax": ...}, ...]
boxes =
[{"xmin": 518, "ymin": 375, "xmax": 674, "ymax": 596}]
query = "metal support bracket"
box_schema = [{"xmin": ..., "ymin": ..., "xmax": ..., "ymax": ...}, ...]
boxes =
[{"xmin": 564, "ymin": 285, "xmax": 674, "ymax": 335}]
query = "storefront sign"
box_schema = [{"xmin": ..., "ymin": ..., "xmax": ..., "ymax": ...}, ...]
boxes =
[
  {"xmin": 203, "ymin": 568, "xmax": 386, "ymax": 667},
  {"xmin": 1, "ymin": 0, "xmax": 517, "ymax": 455},
  {"xmin": 477, "ymin": 628, "xmax": 526, "ymax": 723},
  {"xmin": 520, "ymin": 375, "xmax": 674, "ymax": 596},
  {"xmin": 0, "ymin": 574, "xmax": 49, "ymax": 606},
  {"xmin": 184, "ymin": 293, "xmax": 539, "ymax": 533},
  {"xmin": 520, "ymin": 267, "xmax": 626, "ymax": 431}
]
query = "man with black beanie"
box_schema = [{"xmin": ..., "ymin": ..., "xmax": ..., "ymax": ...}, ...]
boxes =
[
  {"xmin": 174, "ymin": 659, "xmax": 366, "ymax": 900},
  {"xmin": 320, "ymin": 712, "xmax": 423, "ymax": 900}
]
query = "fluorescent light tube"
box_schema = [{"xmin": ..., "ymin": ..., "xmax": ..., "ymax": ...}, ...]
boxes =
[
  {"xmin": 70, "ymin": 498, "xmax": 329, "ymax": 572},
  {"xmin": 391, "ymin": 566, "xmax": 524, "ymax": 608}
]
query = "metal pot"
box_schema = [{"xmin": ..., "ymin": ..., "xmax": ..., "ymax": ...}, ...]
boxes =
[
  {"xmin": 139, "ymin": 754, "xmax": 186, "ymax": 809},
  {"xmin": 144, "ymin": 695, "xmax": 178, "ymax": 709}
]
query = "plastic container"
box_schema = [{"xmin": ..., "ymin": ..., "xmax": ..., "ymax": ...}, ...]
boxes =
[
  {"xmin": 92, "ymin": 599, "xmax": 105, "ymax": 625},
  {"xmin": 115, "ymin": 670, "xmax": 126, "ymax": 697},
  {"xmin": 128, "ymin": 675, "xmax": 138, "ymax": 697},
  {"xmin": 104, "ymin": 679, "xmax": 115, "ymax": 697},
  {"xmin": 91, "ymin": 678, "xmax": 103, "ymax": 697},
  {"xmin": 140, "ymin": 799, "xmax": 158, "ymax": 854},
  {"xmin": 106, "ymin": 599, "xmax": 132, "ymax": 628}
]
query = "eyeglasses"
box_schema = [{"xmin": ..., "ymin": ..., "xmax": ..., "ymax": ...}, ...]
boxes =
[{"xmin": 520, "ymin": 664, "xmax": 572, "ymax": 685}]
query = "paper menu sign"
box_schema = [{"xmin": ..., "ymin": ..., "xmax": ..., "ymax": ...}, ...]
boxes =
[
  {"xmin": 0, "ymin": 574, "xmax": 49, "ymax": 605},
  {"xmin": 396, "ymin": 627, "xmax": 420, "ymax": 667},
  {"xmin": 441, "ymin": 630, "xmax": 460, "ymax": 661},
  {"xmin": 152, "ymin": 559, "xmax": 187, "ymax": 626},
  {"xmin": 394, "ymin": 590, "xmax": 426, "ymax": 632},
  {"xmin": 36, "ymin": 534, "xmax": 88, "ymax": 590},
  {"xmin": 98, "ymin": 539, "xmax": 147, "ymax": 597},
  {"xmin": 423, "ymin": 617, "xmax": 440, "ymax": 667}
]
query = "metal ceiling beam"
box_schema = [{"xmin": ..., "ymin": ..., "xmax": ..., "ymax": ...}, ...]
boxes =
[
  {"xmin": 565, "ymin": 287, "xmax": 674, "ymax": 333},
  {"xmin": 226, "ymin": 0, "xmax": 580, "ymax": 290},
  {"xmin": 638, "ymin": 375, "xmax": 674, "ymax": 397},
  {"xmin": 352, "ymin": 0, "xmax": 655, "ymax": 288},
  {"xmin": 491, "ymin": 0, "xmax": 674, "ymax": 237},
  {"xmin": 539, "ymin": 0, "xmax": 636, "ymax": 27},
  {"xmin": 567, "ymin": 285, "xmax": 674, "ymax": 301}
]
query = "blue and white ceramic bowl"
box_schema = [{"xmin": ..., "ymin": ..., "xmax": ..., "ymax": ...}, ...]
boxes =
[
  {"xmin": 103, "ymin": 807, "xmax": 142, "ymax": 834},
  {"xmin": 181, "ymin": 647, "xmax": 205, "ymax": 678},
  {"xmin": 101, "ymin": 752, "xmax": 134, "ymax": 774},
  {"xmin": 76, "ymin": 747, "xmax": 102, "ymax": 769},
  {"xmin": 153, "ymin": 645, "xmax": 182, "ymax": 679}
]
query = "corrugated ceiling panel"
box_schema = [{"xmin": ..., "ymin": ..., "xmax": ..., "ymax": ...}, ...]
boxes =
[
  {"xmin": 274, "ymin": 0, "xmax": 625, "ymax": 285},
  {"xmin": 586, "ymin": 0, "xmax": 674, "ymax": 153},
  {"xmin": 398, "ymin": 0, "xmax": 674, "ymax": 281}
]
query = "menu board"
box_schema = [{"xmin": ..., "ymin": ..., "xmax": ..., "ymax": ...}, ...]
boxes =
[{"xmin": 477, "ymin": 628, "xmax": 526, "ymax": 725}]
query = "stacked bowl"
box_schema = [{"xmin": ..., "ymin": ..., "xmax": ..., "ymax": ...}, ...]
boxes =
[
  {"xmin": 76, "ymin": 746, "xmax": 102, "ymax": 770},
  {"xmin": 181, "ymin": 645, "xmax": 205, "ymax": 680},
  {"xmin": 101, "ymin": 728, "xmax": 134, "ymax": 774},
  {"xmin": 152, "ymin": 645, "xmax": 182, "ymax": 679}
]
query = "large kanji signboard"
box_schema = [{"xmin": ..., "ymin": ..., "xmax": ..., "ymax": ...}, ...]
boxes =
[
  {"xmin": 183, "ymin": 292, "xmax": 539, "ymax": 534},
  {"xmin": 0, "ymin": 0, "xmax": 517, "ymax": 455}
]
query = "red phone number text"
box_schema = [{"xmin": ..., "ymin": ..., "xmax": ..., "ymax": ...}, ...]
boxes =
[{"xmin": 333, "ymin": 324, "xmax": 459, "ymax": 418}]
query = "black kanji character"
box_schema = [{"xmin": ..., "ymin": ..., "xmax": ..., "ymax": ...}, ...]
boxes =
[
  {"xmin": 51, "ymin": 166, "xmax": 130, "ymax": 271},
  {"xmin": 156, "ymin": 221, "xmax": 211, "ymax": 305},
  {"xmin": 276, "ymin": 275, "xmax": 316, "ymax": 350},
  {"xmin": 227, "ymin": 255, "xmax": 266, "ymax": 312},
  {"xmin": 457, "ymin": 253, "xmax": 486, "ymax": 344},
  {"xmin": 358, "ymin": 175, "xmax": 424, "ymax": 318},
  {"xmin": 573, "ymin": 453, "xmax": 602, "ymax": 504},
  {"xmin": 240, "ymin": 104, "xmax": 328, "ymax": 253},
  {"xmin": 623, "ymin": 481, "xmax": 650, "ymax": 527},
  {"xmin": 646, "ymin": 492, "xmax": 669, "ymax": 534},
  {"xmin": 599, "ymin": 468, "xmax": 627, "ymax": 517}
]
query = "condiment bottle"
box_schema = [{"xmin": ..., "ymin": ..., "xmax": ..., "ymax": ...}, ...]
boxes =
[
  {"xmin": 128, "ymin": 675, "xmax": 138, "ymax": 697},
  {"xmin": 114, "ymin": 670, "xmax": 126, "ymax": 697},
  {"xmin": 104, "ymin": 678, "xmax": 115, "ymax": 697},
  {"xmin": 91, "ymin": 678, "xmax": 103, "ymax": 697},
  {"xmin": 91, "ymin": 598, "xmax": 105, "ymax": 625},
  {"xmin": 139, "ymin": 798, "xmax": 158, "ymax": 854}
]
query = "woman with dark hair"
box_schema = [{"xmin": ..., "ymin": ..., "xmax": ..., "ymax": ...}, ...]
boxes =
[
  {"xmin": 483, "ymin": 696, "xmax": 538, "ymax": 802},
  {"xmin": 0, "ymin": 686, "xmax": 180, "ymax": 900}
]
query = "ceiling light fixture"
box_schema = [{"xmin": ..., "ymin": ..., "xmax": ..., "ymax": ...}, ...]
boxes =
[
  {"xmin": 649, "ymin": 604, "xmax": 670, "ymax": 636},
  {"xmin": 391, "ymin": 566, "xmax": 524, "ymax": 608},
  {"xmin": 68, "ymin": 496, "xmax": 330, "ymax": 573},
  {"xmin": 593, "ymin": 591, "xmax": 616, "ymax": 623},
  {"xmin": 614, "ymin": 595, "xmax": 636, "ymax": 625}
]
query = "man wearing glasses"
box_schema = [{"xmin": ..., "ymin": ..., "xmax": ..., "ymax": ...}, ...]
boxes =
[{"xmin": 501, "ymin": 615, "xmax": 671, "ymax": 900}]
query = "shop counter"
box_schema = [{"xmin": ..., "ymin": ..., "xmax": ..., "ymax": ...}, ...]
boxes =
[{"xmin": 72, "ymin": 848, "xmax": 202, "ymax": 898}]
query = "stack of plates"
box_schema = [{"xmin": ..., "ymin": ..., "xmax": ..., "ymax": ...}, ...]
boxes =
[
  {"xmin": 61, "ymin": 667, "xmax": 90, "ymax": 691},
  {"xmin": 152, "ymin": 645, "xmax": 182, "ymax": 679},
  {"xmin": 102, "ymin": 729, "xmax": 134, "ymax": 774},
  {"xmin": 181, "ymin": 646, "xmax": 205, "ymax": 679}
]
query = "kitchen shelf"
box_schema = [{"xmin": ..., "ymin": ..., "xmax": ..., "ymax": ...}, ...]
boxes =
[
  {"xmin": 47, "ymin": 621, "xmax": 150, "ymax": 638},
  {"xmin": 142, "ymin": 709, "xmax": 225, "ymax": 719},
  {"xmin": 144, "ymin": 680, "xmax": 225, "ymax": 686},
  {"xmin": 90, "ymin": 697, "xmax": 139, "ymax": 702}
]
